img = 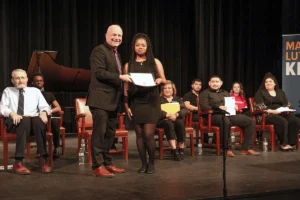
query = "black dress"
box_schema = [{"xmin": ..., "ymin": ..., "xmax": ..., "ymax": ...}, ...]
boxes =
[{"xmin": 128, "ymin": 60, "xmax": 160, "ymax": 124}]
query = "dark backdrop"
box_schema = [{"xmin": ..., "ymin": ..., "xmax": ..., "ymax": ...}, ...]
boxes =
[{"xmin": 1, "ymin": 0, "xmax": 300, "ymax": 98}]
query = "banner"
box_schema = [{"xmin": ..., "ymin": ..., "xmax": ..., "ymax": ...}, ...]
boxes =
[{"xmin": 282, "ymin": 34, "xmax": 300, "ymax": 113}]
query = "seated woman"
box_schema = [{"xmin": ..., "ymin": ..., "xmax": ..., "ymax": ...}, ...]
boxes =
[
  {"xmin": 157, "ymin": 80, "xmax": 188, "ymax": 161},
  {"xmin": 254, "ymin": 72, "xmax": 300, "ymax": 151},
  {"xmin": 230, "ymin": 82, "xmax": 250, "ymax": 116}
]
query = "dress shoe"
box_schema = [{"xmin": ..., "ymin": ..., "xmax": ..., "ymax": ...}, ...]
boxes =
[
  {"xmin": 92, "ymin": 166, "xmax": 114, "ymax": 178},
  {"xmin": 145, "ymin": 165, "xmax": 155, "ymax": 174},
  {"xmin": 240, "ymin": 149, "xmax": 260, "ymax": 156},
  {"xmin": 137, "ymin": 165, "xmax": 147, "ymax": 173},
  {"xmin": 105, "ymin": 165, "xmax": 125, "ymax": 173},
  {"xmin": 171, "ymin": 149, "xmax": 181, "ymax": 161},
  {"xmin": 12, "ymin": 163, "xmax": 31, "ymax": 175},
  {"xmin": 41, "ymin": 162, "xmax": 53, "ymax": 173},
  {"xmin": 226, "ymin": 150, "xmax": 235, "ymax": 157}
]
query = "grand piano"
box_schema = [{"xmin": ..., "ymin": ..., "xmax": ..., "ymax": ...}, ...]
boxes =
[{"xmin": 27, "ymin": 51, "xmax": 91, "ymax": 133}]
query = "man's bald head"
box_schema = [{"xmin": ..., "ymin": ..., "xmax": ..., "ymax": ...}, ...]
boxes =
[{"xmin": 105, "ymin": 25, "xmax": 123, "ymax": 49}]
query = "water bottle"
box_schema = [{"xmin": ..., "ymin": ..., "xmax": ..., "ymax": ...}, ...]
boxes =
[
  {"xmin": 198, "ymin": 140, "xmax": 203, "ymax": 155},
  {"xmin": 230, "ymin": 132, "xmax": 235, "ymax": 144},
  {"xmin": 263, "ymin": 138, "xmax": 268, "ymax": 152},
  {"xmin": 78, "ymin": 139, "xmax": 85, "ymax": 165}
]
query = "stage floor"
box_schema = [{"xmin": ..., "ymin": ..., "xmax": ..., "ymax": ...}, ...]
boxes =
[{"xmin": 1, "ymin": 131, "xmax": 300, "ymax": 200}]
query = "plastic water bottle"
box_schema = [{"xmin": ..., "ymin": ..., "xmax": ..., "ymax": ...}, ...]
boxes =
[
  {"xmin": 78, "ymin": 139, "xmax": 85, "ymax": 165},
  {"xmin": 263, "ymin": 138, "xmax": 268, "ymax": 152},
  {"xmin": 230, "ymin": 132, "xmax": 235, "ymax": 144},
  {"xmin": 198, "ymin": 140, "xmax": 203, "ymax": 155}
]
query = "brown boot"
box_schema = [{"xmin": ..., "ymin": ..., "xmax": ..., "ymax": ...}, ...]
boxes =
[
  {"xmin": 41, "ymin": 162, "xmax": 53, "ymax": 174},
  {"xmin": 12, "ymin": 163, "xmax": 31, "ymax": 175},
  {"xmin": 92, "ymin": 166, "xmax": 115, "ymax": 178},
  {"xmin": 105, "ymin": 165, "xmax": 125, "ymax": 173},
  {"xmin": 241, "ymin": 149, "xmax": 260, "ymax": 156},
  {"xmin": 226, "ymin": 150, "xmax": 235, "ymax": 157}
]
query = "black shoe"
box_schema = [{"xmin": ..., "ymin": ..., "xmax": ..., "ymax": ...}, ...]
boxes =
[
  {"xmin": 137, "ymin": 165, "xmax": 147, "ymax": 173},
  {"xmin": 53, "ymin": 149, "xmax": 60, "ymax": 159},
  {"xmin": 171, "ymin": 149, "xmax": 181, "ymax": 161},
  {"xmin": 178, "ymin": 148, "xmax": 184, "ymax": 160},
  {"xmin": 145, "ymin": 165, "xmax": 155, "ymax": 174}
]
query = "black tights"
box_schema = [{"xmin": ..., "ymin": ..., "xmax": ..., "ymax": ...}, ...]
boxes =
[{"xmin": 134, "ymin": 123, "xmax": 156, "ymax": 167}]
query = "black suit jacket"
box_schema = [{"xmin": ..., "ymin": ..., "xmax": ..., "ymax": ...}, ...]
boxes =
[{"xmin": 86, "ymin": 42, "xmax": 122, "ymax": 111}]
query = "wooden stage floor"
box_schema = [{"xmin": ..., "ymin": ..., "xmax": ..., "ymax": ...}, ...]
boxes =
[{"xmin": 1, "ymin": 131, "xmax": 300, "ymax": 200}]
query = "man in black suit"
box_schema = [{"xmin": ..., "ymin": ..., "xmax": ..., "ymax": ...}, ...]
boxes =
[{"xmin": 86, "ymin": 24, "xmax": 131, "ymax": 178}]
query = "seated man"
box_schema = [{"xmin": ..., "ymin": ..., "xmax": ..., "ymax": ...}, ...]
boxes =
[
  {"xmin": 32, "ymin": 72, "xmax": 62, "ymax": 158},
  {"xmin": 183, "ymin": 79, "xmax": 202, "ymax": 122},
  {"xmin": 199, "ymin": 75, "xmax": 260, "ymax": 156},
  {"xmin": 0, "ymin": 69, "xmax": 52, "ymax": 174}
]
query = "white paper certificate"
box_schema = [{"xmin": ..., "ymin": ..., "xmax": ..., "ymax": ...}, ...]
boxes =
[
  {"xmin": 129, "ymin": 73, "xmax": 156, "ymax": 87},
  {"xmin": 224, "ymin": 97, "xmax": 236, "ymax": 116},
  {"xmin": 276, "ymin": 107, "xmax": 296, "ymax": 112}
]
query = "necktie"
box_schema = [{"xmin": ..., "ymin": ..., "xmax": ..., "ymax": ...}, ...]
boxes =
[
  {"xmin": 17, "ymin": 88, "xmax": 24, "ymax": 115},
  {"xmin": 113, "ymin": 49, "xmax": 122, "ymax": 74}
]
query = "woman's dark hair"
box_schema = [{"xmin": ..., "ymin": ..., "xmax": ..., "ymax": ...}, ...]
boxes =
[
  {"xmin": 230, "ymin": 82, "xmax": 246, "ymax": 101},
  {"xmin": 259, "ymin": 72, "xmax": 279, "ymax": 90},
  {"xmin": 128, "ymin": 33, "xmax": 157, "ymax": 76}
]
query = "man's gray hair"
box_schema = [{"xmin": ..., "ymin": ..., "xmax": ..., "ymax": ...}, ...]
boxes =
[{"xmin": 11, "ymin": 69, "xmax": 27, "ymax": 78}]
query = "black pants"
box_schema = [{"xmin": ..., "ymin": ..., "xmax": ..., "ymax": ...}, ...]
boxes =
[
  {"xmin": 89, "ymin": 107, "xmax": 117, "ymax": 170},
  {"xmin": 157, "ymin": 119, "xmax": 185, "ymax": 142},
  {"xmin": 51, "ymin": 118, "xmax": 60, "ymax": 149},
  {"xmin": 266, "ymin": 114, "xmax": 300, "ymax": 145},
  {"xmin": 211, "ymin": 114, "xmax": 255, "ymax": 150},
  {"xmin": 6, "ymin": 116, "xmax": 48, "ymax": 161},
  {"xmin": 192, "ymin": 113, "xmax": 198, "ymax": 123}
]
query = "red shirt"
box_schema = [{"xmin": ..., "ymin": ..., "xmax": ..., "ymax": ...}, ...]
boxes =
[{"xmin": 230, "ymin": 94, "xmax": 247, "ymax": 111}]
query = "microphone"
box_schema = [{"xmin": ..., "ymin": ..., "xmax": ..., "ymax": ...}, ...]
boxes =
[{"xmin": 213, "ymin": 107, "xmax": 230, "ymax": 115}]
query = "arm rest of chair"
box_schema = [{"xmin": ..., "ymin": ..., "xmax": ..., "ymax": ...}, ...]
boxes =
[
  {"xmin": 117, "ymin": 113, "xmax": 125, "ymax": 130},
  {"xmin": 199, "ymin": 110, "xmax": 213, "ymax": 116},
  {"xmin": 0, "ymin": 115, "xmax": 7, "ymax": 140},
  {"xmin": 57, "ymin": 111, "xmax": 64, "ymax": 127},
  {"xmin": 250, "ymin": 110, "xmax": 266, "ymax": 116},
  {"xmin": 46, "ymin": 114, "xmax": 52, "ymax": 132},
  {"xmin": 198, "ymin": 110, "xmax": 213, "ymax": 131},
  {"xmin": 185, "ymin": 112, "xmax": 192, "ymax": 127},
  {"xmin": 75, "ymin": 113, "xmax": 86, "ymax": 120}
]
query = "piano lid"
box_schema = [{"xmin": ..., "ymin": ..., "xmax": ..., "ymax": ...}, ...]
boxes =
[{"xmin": 27, "ymin": 51, "xmax": 91, "ymax": 92}]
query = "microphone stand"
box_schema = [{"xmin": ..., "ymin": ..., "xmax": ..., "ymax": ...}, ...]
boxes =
[
  {"xmin": 215, "ymin": 108, "xmax": 230, "ymax": 200},
  {"xmin": 222, "ymin": 110, "xmax": 228, "ymax": 200}
]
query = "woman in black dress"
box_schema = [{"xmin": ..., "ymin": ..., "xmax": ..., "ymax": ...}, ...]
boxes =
[
  {"xmin": 124, "ymin": 33, "xmax": 166, "ymax": 174},
  {"xmin": 254, "ymin": 72, "xmax": 300, "ymax": 151}
]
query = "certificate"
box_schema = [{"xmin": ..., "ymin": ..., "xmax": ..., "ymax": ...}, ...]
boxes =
[
  {"xmin": 276, "ymin": 107, "xmax": 296, "ymax": 112},
  {"xmin": 224, "ymin": 97, "xmax": 236, "ymax": 116},
  {"xmin": 129, "ymin": 73, "xmax": 156, "ymax": 87}
]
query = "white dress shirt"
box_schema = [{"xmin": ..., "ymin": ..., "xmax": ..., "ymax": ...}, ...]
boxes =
[{"xmin": 0, "ymin": 87, "xmax": 51, "ymax": 117}]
